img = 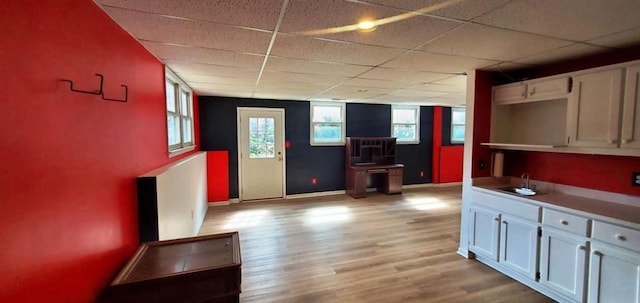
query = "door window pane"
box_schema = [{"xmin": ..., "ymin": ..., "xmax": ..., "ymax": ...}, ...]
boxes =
[{"xmin": 249, "ymin": 117, "xmax": 275, "ymax": 159}]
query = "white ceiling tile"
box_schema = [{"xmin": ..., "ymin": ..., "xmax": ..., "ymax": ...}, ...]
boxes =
[
  {"xmin": 588, "ymin": 27, "xmax": 640, "ymax": 48},
  {"xmin": 142, "ymin": 41, "xmax": 265, "ymax": 68},
  {"xmin": 342, "ymin": 78, "xmax": 411, "ymax": 89},
  {"xmin": 280, "ymin": 0, "xmax": 461, "ymax": 49},
  {"xmin": 357, "ymin": 67, "xmax": 451, "ymax": 83},
  {"xmin": 191, "ymin": 84, "xmax": 254, "ymax": 98},
  {"xmin": 430, "ymin": 75, "xmax": 467, "ymax": 86},
  {"xmin": 474, "ymin": 0, "xmax": 640, "ymax": 41},
  {"xmin": 315, "ymin": 84, "xmax": 393, "ymax": 100},
  {"xmin": 260, "ymin": 71, "xmax": 350, "ymax": 85},
  {"xmin": 411, "ymin": 83, "xmax": 464, "ymax": 93},
  {"xmin": 386, "ymin": 89, "xmax": 448, "ymax": 98},
  {"xmin": 360, "ymin": 0, "xmax": 512, "ymax": 21},
  {"xmin": 481, "ymin": 62, "xmax": 534, "ymax": 72},
  {"xmin": 103, "ymin": 7, "xmax": 272, "ymax": 53},
  {"xmin": 182, "ymin": 74, "xmax": 258, "ymax": 86},
  {"xmin": 421, "ymin": 24, "xmax": 572, "ymax": 61},
  {"xmin": 96, "ymin": 0, "xmax": 282, "ymax": 30},
  {"xmin": 263, "ymin": 57, "xmax": 371, "ymax": 76},
  {"xmin": 513, "ymin": 43, "xmax": 609, "ymax": 65},
  {"xmin": 270, "ymin": 34, "xmax": 406, "ymax": 66},
  {"xmin": 382, "ymin": 51, "xmax": 499, "ymax": 73},
  {"xmin": 167, "ymin": 62, "xmax": 260, "ymax": 80},
  {"xmin": 256, "ymin": 81, "xmax": 335, "ymax": 92}
]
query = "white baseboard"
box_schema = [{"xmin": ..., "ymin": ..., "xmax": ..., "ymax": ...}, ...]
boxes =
[{"xmin": 285, "ymin": 190, "xmax": 346, "ymax": 200}]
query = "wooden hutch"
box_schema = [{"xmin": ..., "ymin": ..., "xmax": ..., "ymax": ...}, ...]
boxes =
[{"xmin": 345, "ymin": 137, "xmax": 404, "ymax": 198}]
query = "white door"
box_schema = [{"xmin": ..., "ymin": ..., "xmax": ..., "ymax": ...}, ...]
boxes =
[
  {"xmin": 499, "ymin": 214, "xmax": 539, "ymax": 280},
  {"xmin": 469, "ymin": 206, "xmax": 501, "ymax": 262},
  {"xmin": 539, "ymin": 228, "xmax": 588, "ymax": 302},
  {"xmin": 238, "ymin": 108, "xmax": 285, "ymax": 201}
]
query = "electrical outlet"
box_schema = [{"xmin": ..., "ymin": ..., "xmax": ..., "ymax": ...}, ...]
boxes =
[
  {"xmin": 312, "ymin": 177, "xmax": 317, "ymax": 185},
  {"xmin": 420, "ymin": 171, "xmax": 424, "ymax": 177},
  {"xmin": 633, "ymin": 172, "xmax": 640, "ymax": 187},
  {"xmin": 479, "ymin": 160, "xmax": 485, "ymax": 170}
]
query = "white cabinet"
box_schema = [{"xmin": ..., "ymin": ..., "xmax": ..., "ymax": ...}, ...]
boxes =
[
  {"xmin": 567, "ymin": 69, "xmax": 623, "ymax": 148},
  {"xmin": 622, "ymin": 64, "xmax": 640, "ymax": 149},
  {"xmin": 527, "ymin": 77, "xmax": 571, "ymax": 102},
  {"xmin": 493, "ymin": 82, "xmax": 527, "ymax": 104},
  {"xmin": 469, "ymin": 206, "xmax": 500, "ymax": 261},
  {"xmin": 587, "ymin": 242, "xmax": 640, "ymax": 303},
  {"xmin": 540, "ymin": 228, "xmax": 588, "ymax": 302},
  {"xmin": 500, "ymin": 214, "xmax": 540, "ymax": 280}
]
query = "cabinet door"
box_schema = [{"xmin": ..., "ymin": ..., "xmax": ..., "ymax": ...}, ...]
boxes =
[
  {"xmin": 527, "ymin": 77, "xmax": 570, "ymax": 102},
  {"xmin": 622, "ymin": 64, "xmax": 640, "ymax": 149},
  {"xmin": 588, "ymin": 242, "xmax": 640, "ymax": 303},
  {"xmin": 539, "ymin": 228, "xmax": 588, "ymax": 302},
  {"xmin": 493, "ymin": 83, "xmax": 527, "ymax": 104},
  {"xmin": 568, "ymin": 69, "xmax": 623, "ymax": 148},
  {"xmin": 499, "ymin": 214, "xmax": 539, "ymax": 280},
  {"xmin": 469, "ymin": 206, "xmax": 501, "ymax": 262}
]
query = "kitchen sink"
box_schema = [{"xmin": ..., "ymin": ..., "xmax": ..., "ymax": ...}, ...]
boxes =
[{"xmin": 496, "ymin": 186, "xmax": 545, "ymax": 196}]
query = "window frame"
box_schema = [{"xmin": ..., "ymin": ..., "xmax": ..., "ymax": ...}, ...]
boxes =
[
  {"xmin": 166, "ymin": 67, "xmax": 195, "ymax": 157},
  {"xmin": 391, "ymin": 105, "xmax": 420, "ymax": 145},
  {"xmin": 309, "ymin": 102, "xmax": 346, "ymax": 146},
  {"xmin": 450, "ymin": 107, "xmax": 466, "ymax": 144}
]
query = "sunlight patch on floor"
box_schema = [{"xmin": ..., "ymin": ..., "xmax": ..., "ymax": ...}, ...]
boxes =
[
  {"xmin": 406, "ymin": 197, "xmax": 448, "ymax": 210},
  {"xmin": 303, "ymin": 206, "xmax": 352, "ymax": 225},
  {"xmin": 223, "ymin": 209, "xmax": 270, "ymax": 229}
]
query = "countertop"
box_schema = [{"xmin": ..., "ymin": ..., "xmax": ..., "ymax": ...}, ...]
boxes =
[{"xmin": 472, "ymin": 178, "xmax": 640, "ymax": 226}]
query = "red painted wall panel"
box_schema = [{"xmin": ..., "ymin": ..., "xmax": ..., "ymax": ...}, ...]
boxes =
[
  {"xmin": 471, "ymin": 71, "xmax": 494, "ymax": 178},
  {"xmin": 207, "ymin": 151, "xmax": 230, "ymax": 202},
  {"xmin": 505, "ymin": 152, "xmax": 640, "ymax": 196},
  {"xmin": 432, "ymin": 107, "xmax": 443, "ymax": 183},
  {"xmin": 440, "ymin": 146, "xmax": 464, "ymax": 183},
  {"xmin": 0, "ymin": 1, "xmax": 198, "ymax": 302}
]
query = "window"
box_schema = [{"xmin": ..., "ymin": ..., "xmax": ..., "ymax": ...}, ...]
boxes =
[
  {"xmin": 392, "ymin": 105, "xmax": 420, "ymax": 144},
  {"xmin": 249, "ymin": 117, "xmax": 275, "ymax": 158},
  {"xmin": 451, "ymin": 107, "xmax": 466, "ymax": 143},
  {"xmin": 310, "ymin": 102, "xmax": 345, "ymax": 145},
  {"xmin": 166, "ymin": 68, "xmax": 194, "ymax": 156}
]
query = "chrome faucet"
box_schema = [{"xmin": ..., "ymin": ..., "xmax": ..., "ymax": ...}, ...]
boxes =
[{"xmin": 520, "ymin": 173, "xmax": 530, "ymax": 189}]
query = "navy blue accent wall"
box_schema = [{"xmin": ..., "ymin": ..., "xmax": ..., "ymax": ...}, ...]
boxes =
[
  {"xmin": 346, "ymin": 103, "xmax": 391, "ymax": 136},
  {"xmin": 199, "ymin": 97, "xmax": 434, "ymax": 198},
  {"xmin": 398, "ymin": 107, "xmax": 434, "ymax": 184}
]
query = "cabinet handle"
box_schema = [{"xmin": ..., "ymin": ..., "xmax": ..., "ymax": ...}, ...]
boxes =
[
  {"xmin": 593, "ymin": 250, "xmax": 603, "ymax": 257},
  {"xmin": 530, "ymin": 87, "xmax": 536, "ymax": 95},
  {"xmin": 494, "ymin": 217, "xmax": 500, "ymax": 221},
  {"xmin": 502, "ymin": 220, "xmax": 508, "ymax": 224},
  {"xmin": 615, "ymin": 234, "xmax": 627, "ymax": 241},
  {"xmin": 560, "ymin": 220, "xmax": 569, "ymax": 225}
]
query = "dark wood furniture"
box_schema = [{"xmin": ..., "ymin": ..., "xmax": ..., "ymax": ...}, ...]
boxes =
[
  {"xmin": 345, "ymin": 137, "xmax": 404, "ymax": 199},
  {"xmin": 100, "ymin": 232, "xmax": 241, "ymax": 303}
]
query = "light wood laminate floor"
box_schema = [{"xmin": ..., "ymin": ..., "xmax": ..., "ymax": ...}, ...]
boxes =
[{"xmin": 199, "ymin": 186, "xmax": 555, "ymax": 303}]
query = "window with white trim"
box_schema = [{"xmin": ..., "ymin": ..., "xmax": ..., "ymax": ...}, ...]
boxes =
[
  {"xmin": 166, "ymin": 68, "xmax": 194, "ymax": 155},
  {"xmin": 392, "ymin": 105, "xmax": 420, "ymax": 144},
  {"xmin": 451, "ymin": 107, "xmax": 466, "ymax": 143},
  {"xmin": 310, "ymin": 102, "xmax": 345, "ymax": 145}
]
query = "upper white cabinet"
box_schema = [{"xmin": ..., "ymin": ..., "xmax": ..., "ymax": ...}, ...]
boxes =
[
  {"xmin": 493, "ymin": 78, "xmax": 569, "ymax": 105},
  {"xmin": 527, "ymin": 77, "xmax": 571, "ymax": 102},
  {"xmin": 622, "ymin": 64, "xmax": 640, "ymax": 149},
  {"xmin": 493, "ymin": 82, "xmax": 527, "ymax": 104},
  {"xmin": 567, "ymin": 69, "xmax": 623, "ymax": 148}
]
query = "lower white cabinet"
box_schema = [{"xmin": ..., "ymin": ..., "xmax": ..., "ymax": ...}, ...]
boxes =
[
  {"xmin": 469, "ymin": 206, "xmax": 500, "ymax": 261},
  {"xmin": 469, "ymin": 204, "xmax": 539, "ymax": 281},
  {"xmin": 500, "ymin": 214, "xmax": 539, "ymax": 280},
  {"xmin": 588, "ymin": 242, "xmax": 640, "ymax": 303},
  {"xmin": 539, "ymin": 228, "xmax": 588, "ymax": 302}
]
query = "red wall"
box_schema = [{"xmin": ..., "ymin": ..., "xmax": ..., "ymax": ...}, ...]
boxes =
[
  {"xmin": 505, "ymin": 152, "xmax": 640, "ymax": 196},
  {"xmin": 0, "ymin": 1, "xmax": 198, "ymax": 302},
  {"xmin": 207, "ymin": 151, "xmax": 230, "ymax": 202},
  {"xmin": 432, "ymin": 106, "xmax": 464, "ymax": 183},
  {"xmin": 471, "ymin": 71, "xmax": 494, "ymax": 178}
]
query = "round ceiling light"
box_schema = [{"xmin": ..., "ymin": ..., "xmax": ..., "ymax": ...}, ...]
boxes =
[{"xmin": 357, "ymin": 20, "xmax": 377, "ymax": 32}]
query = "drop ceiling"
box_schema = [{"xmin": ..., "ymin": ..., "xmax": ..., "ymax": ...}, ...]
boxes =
[{"xmin": 94, "ymin": 0, "xmax": 640, "ymax": 106}]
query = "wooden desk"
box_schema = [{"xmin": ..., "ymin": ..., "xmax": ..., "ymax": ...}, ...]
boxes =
[
  {"xmin": 346, "ymin": 164, "xmax": 404, "ymax": 199},
  {"xmin": 100, "ymin": 232, "xmax": 241, "ymax": 303}
]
